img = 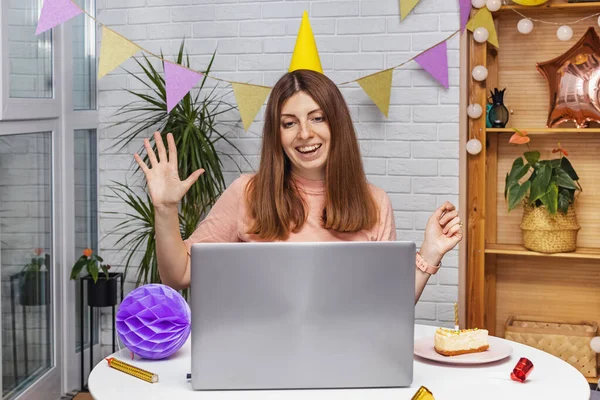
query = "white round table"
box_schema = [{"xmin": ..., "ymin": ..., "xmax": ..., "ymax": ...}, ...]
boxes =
[{"xmin": 89, "ymin": 324, "xmax": 590, "ymax": 400}]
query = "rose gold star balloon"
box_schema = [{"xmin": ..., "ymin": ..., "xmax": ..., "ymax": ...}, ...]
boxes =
[{"xmin": 536, "ymin": 27, "xmax": 600, "ymax": 128}]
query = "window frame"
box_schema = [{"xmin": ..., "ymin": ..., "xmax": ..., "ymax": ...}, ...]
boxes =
[
  {"xmin": 0, "ymin": 119, "xmax": 61, "ymax": 400},
  {"xmin": 0, "ymin": 1, "xmax": 62, "ymax": 121},
  {"xmin": 0, "ymin": 0, "xmax": 100, "ymax": 395}
]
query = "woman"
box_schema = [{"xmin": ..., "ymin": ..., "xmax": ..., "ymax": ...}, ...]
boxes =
[{"xmin": 134, "ymin": 69, "xmax": 463, "ymax": 302}]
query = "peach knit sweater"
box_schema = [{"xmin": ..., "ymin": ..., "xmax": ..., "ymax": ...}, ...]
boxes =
[{"xmin": 184, "ymin": 173, "xmax": 396, "ymax": 253}]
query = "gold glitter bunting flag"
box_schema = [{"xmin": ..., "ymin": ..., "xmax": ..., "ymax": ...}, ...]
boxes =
[
  {"xmin": 400, "ymin": 0, "xmax": 422, "ymax": 20},
  {"xmin": 466, "ymin": 7, "xmax": 499, "ymax": 48},
  {"xmin": 98, "ymin": 26, "xmax": 142, "ymax": 79},
  {"xmin": 356, "ymin": 69, "xmax": 394, "ymax": 117},
  {"xmin": 231, "ymin": 83, "xmax": 272, "ymax": 131}
]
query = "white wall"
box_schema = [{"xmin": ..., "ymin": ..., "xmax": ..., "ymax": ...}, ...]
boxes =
[{"xmin": 96, "ymin": 0, "xmax": 461, "ymax": 354}]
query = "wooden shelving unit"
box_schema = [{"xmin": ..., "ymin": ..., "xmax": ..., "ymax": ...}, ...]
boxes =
[
  {"xmin": 485, "ymin": 244, "xmax": 600, "ymax": 260},
  {"xmin": 487, "ymin": 128, "xmax": 600, "ymax": 134},
  {"xmin": 500, "ymin": 1, "xmax": 600, "ymax": 12},
  {"xmin": 464, "ymin": 0, "xmax": 600, "ymax": 386}
]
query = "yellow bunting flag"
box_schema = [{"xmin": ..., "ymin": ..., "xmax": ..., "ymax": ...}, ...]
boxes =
[
  {"xmin": 232, "ymin": 83, "xmax": 272, "ymax": 131},
  {"xmin": 400, "ymin": 0, "xmax": 422, "ymax": 20},
  {"xmin": 289, "ymin": 11, "xmax": 323, "ymax": 74},
  {"xmin": 466, "ymin": 7, "xmax": 499, "ymax": 48},
  {"xmin": 357, "ymin": 69, "xmax": 394, "ymax": 117},
  {"xmin": 98, "ymin": 26, "xmax": 142, "ymax": 79}
]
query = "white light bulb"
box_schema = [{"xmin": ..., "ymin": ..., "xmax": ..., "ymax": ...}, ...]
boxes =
[
  {"xmin": 591, "ymin": 337, "xmax": 600, "ymax": 353},
  {"xmin": 473, "ymin": 27, "xmax": 489, "ymax": 43},
  {"xmin": 557, "ymin": 25, "xmax": 573, "ymax": 41},
  {"xmin": 472, "ymin": 65, "xmax": 488, "ymax": 81},
  {"xmin": 467, "ymin": 103, "xmax": 483, "ymax": 119},
  {"xmin": 486, "ymin": 0, "xmax": 502, "ymax": 12},
  {"xmin": 517, "ymin": 19, "xmax": 533, "ymax": 34},
  {"xmin": 466, "ymin": 139, "xmax": 483, "ymax": 155},
  {"xmin": 471, "ymin": 0, "xmax": 486, "ymax": 8}
]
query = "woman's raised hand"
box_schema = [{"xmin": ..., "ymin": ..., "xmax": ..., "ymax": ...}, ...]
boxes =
[
  {"xmin": 134, "ymin": 131, "xmax": 204, "ymax": 209},
  {"xmin": 419, "ymin": 201, "xmax": 463, "ymax": 266}
]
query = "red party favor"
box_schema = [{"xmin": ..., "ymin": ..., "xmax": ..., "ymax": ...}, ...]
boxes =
[{"xmin": 511, "ymin": 357, "xmax": 534, "ymax": 382}]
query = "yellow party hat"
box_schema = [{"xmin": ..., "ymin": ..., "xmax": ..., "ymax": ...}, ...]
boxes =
[{"xmin": 289, "ymin": 11, "xmax": 323, "ymax": 74}]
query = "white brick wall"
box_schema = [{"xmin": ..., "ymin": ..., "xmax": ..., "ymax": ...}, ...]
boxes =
[{"xmin": 97, "ymin": 0, "xmax": 461, "ymax": 354}]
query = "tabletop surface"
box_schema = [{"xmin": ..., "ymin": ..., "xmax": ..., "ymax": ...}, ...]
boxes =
[{"xmin": 88, "ymin": 324, "xmax": 591, "ymax": 400}]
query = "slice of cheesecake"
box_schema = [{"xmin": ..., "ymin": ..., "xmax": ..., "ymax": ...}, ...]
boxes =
[{"xmin": 434, "ymin": 327, "xmax": 489, "ymax": 356}]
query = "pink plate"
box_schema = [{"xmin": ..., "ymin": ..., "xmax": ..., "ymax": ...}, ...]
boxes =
[{"xmin": 414, "ymin": 335, "xmax": 513, "ymax": 364}]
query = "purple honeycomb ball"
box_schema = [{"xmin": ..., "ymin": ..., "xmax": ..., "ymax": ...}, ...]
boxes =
[{"xmin": 116, "ymin": 284, "xmax": 191, "ymax": 360}]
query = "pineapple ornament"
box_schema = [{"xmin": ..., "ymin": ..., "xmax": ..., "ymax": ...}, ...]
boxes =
[{"xmin": 488, "ymin": 88, "xmax": 510, "ymax": 128}]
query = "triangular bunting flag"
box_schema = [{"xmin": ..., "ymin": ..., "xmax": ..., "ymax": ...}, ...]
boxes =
[
  {"xmin": 459, "ymin": 0, "xmax": 472, "ymax": 32},
  {"xmin": 466, "ymin": 7, "xmax": 499, "ymax": 48},
  {"xmin": 357, "ymin": 69, "xmax": 394, "ymax": 117},
  {"xmin": 414, "ymin": 41, "xmax": 449, "ymax": 89},
  {"xmin": 164, "ymin": 61, "xmax": 203, "ymax": 113},
  {"xmin": 36, "ymin": 0, "xmax": 83, "ymax": 35},
  {"xmin": 289, "ymin": 11, "xmax": 323, "ymax": 74},
  {"xmin": 400, "ymin": 0, "xmax": 422, "ymax": 20},
  {"xmin": 98, "ymin": 26, "xmax": 142, "ymax": 79},
  {"xmin": 231, "ymin": 83, "xmax": 272, "ymax": 131}
]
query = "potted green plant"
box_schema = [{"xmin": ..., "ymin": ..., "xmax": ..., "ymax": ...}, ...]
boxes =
[
  {"xmin": 20, "ymin": 248, "xmax": 50, "ymax": 306},
  {"xmin": 106, "ymin": 40, "xmax": 246, "ymax": 296},
  {"xmin": 504, "ymin": 130, "xmax": 582, "ymax": 253},
  {"xmin": 70, "ymin": 248, "xmax": 118, "ymax": 307}
]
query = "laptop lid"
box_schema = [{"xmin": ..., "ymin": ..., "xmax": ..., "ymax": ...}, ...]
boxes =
[{"xmin": 190, "ymin": 241, "xmax": 416, "ymax": 390}]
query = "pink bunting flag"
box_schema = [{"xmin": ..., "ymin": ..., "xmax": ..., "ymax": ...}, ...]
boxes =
[
  {"xmin": 164, "ymin": 61, "xmax": 203, "ymax": 113},
  {"xmin": 36, "ymin": 0, "xmax": 84, "ymax": 35},
  {"xmin": 459, "ymin": 0, "xmax": 472, "ymax": 32},
  {"xmin": 414, "ymin": 41, "xmax": 449, "ymax": 89}
]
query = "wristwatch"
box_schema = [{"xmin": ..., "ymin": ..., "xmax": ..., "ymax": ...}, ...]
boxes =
[{"xmin": 416, "ymin": 251, "xmax": 441, "ymax": 275}]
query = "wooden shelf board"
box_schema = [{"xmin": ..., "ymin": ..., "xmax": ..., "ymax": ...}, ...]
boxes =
[
  {"xmin": 499, "ymin": 2, "xmax": 600, "ymax": 12},
  {"xmin": 487, "ymin": 128, "xmax": 600, "ymax": 134},
  {"xmin": 485, "ymin": 244, "xmax": 600, "ymax": 260}
]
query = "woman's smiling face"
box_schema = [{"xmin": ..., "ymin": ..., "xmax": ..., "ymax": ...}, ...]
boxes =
[{"xmin": 279, "ymin": 91, "xmax": 331, "ymax": 181}]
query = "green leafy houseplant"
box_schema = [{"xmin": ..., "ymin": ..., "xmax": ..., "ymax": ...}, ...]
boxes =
[
  {"xmin": 20, "ymin": 248, "xmax": 51, "ymax": 306},
  {"xmin": 70, "ymin": 248, "xmax": 111, "ymax": 283},
  {"xmin": 107, "ymin": 40, "xmax": 245, "ymax": 290},
  {"xmin": 504, "ymin": 130, "xmax": 582, "ymax": 253},
  {"xmin": 23, "ymin": 247, "xmax": 48, "ymax": 275},
  {"xmin": 70, "ymin": 248, "xmax": 119, "ymax": 307},
  {"xmin": 504, "ymin": 131, "xmax": 582, "ymax": 214}
]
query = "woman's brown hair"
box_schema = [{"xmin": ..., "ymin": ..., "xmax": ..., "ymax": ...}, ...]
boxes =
[{"xmin": 245, "ymin": 69, "xmax": 379, "ymax": 240}]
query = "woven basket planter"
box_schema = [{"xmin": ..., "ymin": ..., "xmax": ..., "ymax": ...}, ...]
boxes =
[
  {"xmin": 519, "ymin": 205, "xmax": 580, "ymax": 253},
  {"xmin": 505, "ymin": 316, "xmax": 597, "ymax": 378}
]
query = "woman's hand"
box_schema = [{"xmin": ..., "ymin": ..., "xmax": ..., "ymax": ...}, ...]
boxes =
[
  {"xmin": 134, "ymin": 131, "xmax": 204, "ymax": 210},
  {"xmin": 419, "ymin": 201, "xmax": 463, "ymax": 266}
]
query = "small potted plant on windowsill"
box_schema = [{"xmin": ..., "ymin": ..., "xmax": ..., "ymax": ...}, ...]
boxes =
[
  {"xmin": 20, "ymin": 248, "xmax": 51, "ymax": 306},
  {"xmin": 70, "ymin": 248, "xmax": 118, "ymax": 307},
  {"xmin": 504, "ymin": 130, "xmax": 582, "ymax": 253}
]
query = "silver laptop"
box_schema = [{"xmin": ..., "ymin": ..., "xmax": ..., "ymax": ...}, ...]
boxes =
[{"xmin": 190, "ymin": 241, "xmax": 416, "ymax": 390}]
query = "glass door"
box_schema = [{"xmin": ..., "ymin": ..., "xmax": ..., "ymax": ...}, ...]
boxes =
[
  {"xmin": 0, "ymin": 122, "xmax": 61, "ymax": 400},
  {"xmin": 0, "ymin": 0, "xmax": 99, "ymax": 397}
]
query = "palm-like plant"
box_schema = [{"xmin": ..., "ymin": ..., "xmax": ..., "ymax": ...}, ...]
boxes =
[{"xmin": 107, "ymin": 41, "xmax": 246, "ymax": 291}]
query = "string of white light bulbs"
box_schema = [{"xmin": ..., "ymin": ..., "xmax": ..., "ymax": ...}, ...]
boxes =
[
  {"xmin": 463, "ymin": 0, "xmax": 600, "ymax": 155},
  {"xmin": 470, "ymin": 0, "xmax": 600, "ymax": 41}
]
